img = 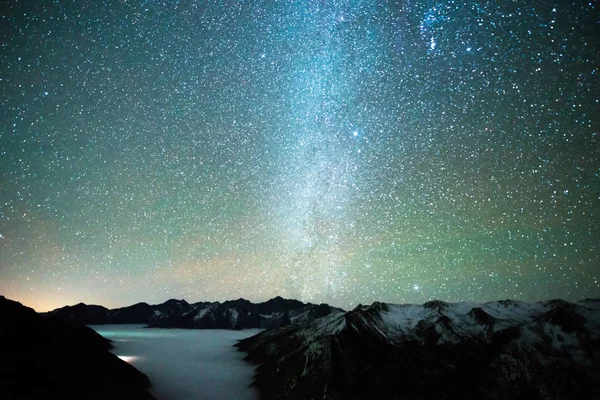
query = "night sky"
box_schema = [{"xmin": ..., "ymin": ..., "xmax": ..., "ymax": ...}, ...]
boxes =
[{"xmin": 1, "ymin": 0, "xmax": 598, "ymax": 312}]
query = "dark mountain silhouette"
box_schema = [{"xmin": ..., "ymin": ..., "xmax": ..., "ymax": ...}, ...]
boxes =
[
  {"xmin": 0, "ymin": 295, "xmax": 155, "ymax": 400},
  {"xmin": 147, "ymin": 296, "xmax": 341, "ymax": 329},
  {"xmin": 47, "ymin": 296, "xmax": 342, "ymax": 330},
  {"xmin": 105, "ymin": 302, "xmax": 154, "ymax": 324},
  {"xmin": 45, "ymin": 302, "xmax": 109, "ymax": 325}
]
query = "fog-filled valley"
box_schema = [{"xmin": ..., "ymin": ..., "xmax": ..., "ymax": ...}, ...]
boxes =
[{"xmin": 90, "ymin": 325, "xmax": 260, "ymax": 400}]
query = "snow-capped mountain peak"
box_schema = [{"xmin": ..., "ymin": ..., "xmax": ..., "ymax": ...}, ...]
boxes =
[{"xmin": 237, "ymin": 299, "xmax": 600, "ymax": 400}]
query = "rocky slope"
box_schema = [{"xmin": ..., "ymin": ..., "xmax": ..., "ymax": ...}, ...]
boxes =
[
  {"xmin": 0, "ymin": 295, "xmax": 155, "ymax": 400},
  {"xmin": 236, "ymin": 299, "xmax": 600, "ymax": 400}
]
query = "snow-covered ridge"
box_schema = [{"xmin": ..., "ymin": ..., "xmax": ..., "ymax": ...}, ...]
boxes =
[
  {"xmin": 148, "ymin": 297, "xmax": 341, "ymax": 330},
  {"xmin": 237, "ymin": 299, "xmax": 600, "ymax": 400}
]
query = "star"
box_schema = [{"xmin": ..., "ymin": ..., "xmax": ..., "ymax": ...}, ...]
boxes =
[{"xmin": 0, "ymin": 0, "xmax": 597, "ymax": 311}]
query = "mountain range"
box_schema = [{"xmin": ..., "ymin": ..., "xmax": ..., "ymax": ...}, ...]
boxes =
[
  {"xmin": 236, "ymin": 299, "xmax": 600, "ymax": 400},
  {"xmin": 46, "ymin": 296, "xmax": 342, "ymax": 330},
  {"xmin": 12, "ymin": 296, "xmax": 600, "ymax": 399}
]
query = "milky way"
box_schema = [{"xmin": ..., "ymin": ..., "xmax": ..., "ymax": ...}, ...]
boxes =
[{"xmin": 1, "ymin": 0, "xmax": 598, "ymax": 311}]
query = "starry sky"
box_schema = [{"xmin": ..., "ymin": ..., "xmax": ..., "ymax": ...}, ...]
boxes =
[{"xmin": 1, "ymin": 0, "xmax": 598, "ymax": 312}]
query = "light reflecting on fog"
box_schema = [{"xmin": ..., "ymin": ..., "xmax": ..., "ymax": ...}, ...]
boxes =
[
  {"xmin": 117, "ymin": 355, "xmax": 139, "ymax": 363},
  {"xmin": 90, "ymin": 324, "xmax": 260, "ymax": 400}
]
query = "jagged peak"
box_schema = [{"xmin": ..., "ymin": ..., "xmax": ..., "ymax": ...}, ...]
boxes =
[
  {"xmin": 163, "ymin": 298, "xmax": 189, "ymax": 305},
  {"xmin": 109, "ymin": 301, "xmax": 151, "ymax": 310},
  {"xmin": 222, "ymin": 298, "xmax": 253, "ymax": 307},
  {"xmin": 267, "ymin": 295, "xmax": 297, "ymax": 302},
  {"xmin": 495, "ymin": 299, "xmax": 522, "ymax": 307},
  {"xmin": 258, "ymin": 296, "xmax": 305, "ymax": 306},
  {"xmin": 423, "ymin": 299, "xmax": 448, "ymax": 310},
  {"xmin": 49, "ymin": 302, "xmax": 108, "ymax": 313},
  {"xmin": 352, "ymin": 301, "xmax": 388, "ymax": 313}
]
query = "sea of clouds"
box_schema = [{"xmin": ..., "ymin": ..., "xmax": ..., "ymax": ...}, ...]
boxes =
[{"xmin": 91, "ymin": 325, "xmax": 261, "ymax": 400}]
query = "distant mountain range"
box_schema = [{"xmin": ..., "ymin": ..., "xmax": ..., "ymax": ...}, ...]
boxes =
[
  {"xmin": 46, "ymin": 296, "xmax": 342, "ymax": 330},
  {"xmin": 21, "ymin": 297, "xmax": 600, "ymax": 399},
  {"xmin": 236, "ymin": 299, "xmax": 600, "ymax": 400},
  {"xmin": 0, "ymin": 295, "xmax": 154, "ymax": 400}
]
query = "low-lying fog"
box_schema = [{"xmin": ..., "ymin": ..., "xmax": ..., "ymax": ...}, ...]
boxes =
[{"xmin": 90, "ymin": 325, "xmax": 260, "ymax": 400}]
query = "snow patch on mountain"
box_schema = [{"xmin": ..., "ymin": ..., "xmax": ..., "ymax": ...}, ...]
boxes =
[{"xmin": 237, "ymin": 299, "xmax": 600, "ymax": 400}]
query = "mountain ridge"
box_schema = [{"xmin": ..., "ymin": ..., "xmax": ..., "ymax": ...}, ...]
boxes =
[
  {"xmin": 236, "ymin": 298, "xmax": 600, "ymax": 400},
  {"xmin": 46, "ymin": 295, "xmax": 343, "ymax": 330}
]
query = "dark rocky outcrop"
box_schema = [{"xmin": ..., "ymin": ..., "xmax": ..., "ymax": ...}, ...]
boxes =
[
  {"xmin": 46, "ymin": 302, "xmax": 109, "ymax": 325},
  {"xmin": 0, "ymin": 295, "xmax": 155, "ymax": 400},
  {"xmin": 106, "ymin": 302, "xmax": 155, "ymax": 324},
  {"xmin": 236, "ymin": 299, "xmax": 600, "ymax": 400}
]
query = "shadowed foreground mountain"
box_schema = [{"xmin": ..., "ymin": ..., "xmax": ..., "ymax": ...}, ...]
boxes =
[
  {"xmin": 236, "ymin": 299, "xmax": 600, "ymax": 400},
  {"xmin": 48, "ymin": 296, "xmax": 342, "ymax": 329},
  {"xmin": 0, "ymin": 296, "xmax": 154, "ymax": 400}
]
